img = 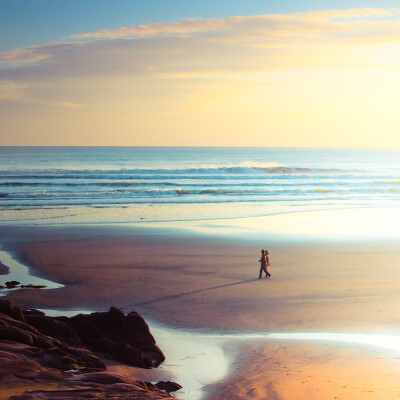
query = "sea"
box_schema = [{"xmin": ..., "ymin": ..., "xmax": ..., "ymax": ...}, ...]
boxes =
[{"xmin": 1, "ymin": 146, "xmax": 400, "ymax": 225}]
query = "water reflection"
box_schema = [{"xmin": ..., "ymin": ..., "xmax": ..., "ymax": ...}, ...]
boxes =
[{"xmin": 0, "ymin": 249, "xmax": 63, "ymax": 295}]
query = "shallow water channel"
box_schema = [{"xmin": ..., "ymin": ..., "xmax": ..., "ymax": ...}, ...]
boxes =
[{"xmin": 0, "ymin": 249, "xmax": 63, "ymax": 295}]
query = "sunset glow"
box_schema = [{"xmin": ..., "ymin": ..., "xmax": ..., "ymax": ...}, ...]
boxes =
[{"xmin": 1, "ymin": 2, "xmax": 400, "ymax": 146}]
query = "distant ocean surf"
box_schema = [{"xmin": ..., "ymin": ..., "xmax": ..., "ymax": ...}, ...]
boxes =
[{"xmin": 1, "ymin": 147, "xmax": 400, "ymax": 224}]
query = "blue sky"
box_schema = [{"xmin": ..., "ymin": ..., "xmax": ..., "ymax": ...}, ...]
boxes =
[{"xmin": 1, "ymin": 0, "xmax": 400, "ymax": 51}]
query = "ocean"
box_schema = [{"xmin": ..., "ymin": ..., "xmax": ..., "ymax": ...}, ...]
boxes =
[{"xmin": 1, "ymin": 146, "xmax": 400, "ymax": 224}]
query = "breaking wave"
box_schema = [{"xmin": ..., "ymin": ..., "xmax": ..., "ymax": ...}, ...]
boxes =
[
  {"xmin": 1, "ymin": 149, "xmax": 400, "ymax": 215},
  {"xmin": 0, "ymin": 162, "xmax": 345, "ymax": 176}
]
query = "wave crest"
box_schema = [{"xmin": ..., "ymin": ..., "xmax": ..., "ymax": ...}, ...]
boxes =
[{"xmin": 0, "ymin": 161, "xmax": 342, "ymax": 175}]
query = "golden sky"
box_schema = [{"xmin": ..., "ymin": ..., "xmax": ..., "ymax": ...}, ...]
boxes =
[{"xmin": 1, "ymin": 8, "xmax": 400, "ymax": 147}]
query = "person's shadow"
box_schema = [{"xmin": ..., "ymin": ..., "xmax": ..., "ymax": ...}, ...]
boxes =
[{"xmin": 135, "ymin": 278, "xmax": 259, "ymax": 306}]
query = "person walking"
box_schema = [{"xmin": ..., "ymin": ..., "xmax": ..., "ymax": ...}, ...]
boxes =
[
  {"xmin": 258, "ymin": 249, "xmax": 271, "ymax": 279},
  {"xmin": 265, "ymin": 249, "xmax": 271, "ymax": 278},
  {"xmin": 258, "ymin": 249, "xmax": 268, "ymax": 279}
]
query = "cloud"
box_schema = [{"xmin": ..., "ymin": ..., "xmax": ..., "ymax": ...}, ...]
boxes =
[
  {"xmin": 0, "ymin": 8, "xmax": 399, "ymax": 79},
  {"xmin": 70, "ymin": 17, "xmax": 231, "ymax": 39},
  {"xmin": 1, "ymin": 7, "xmax": 400, "ymax": 104},
  {"xmin": 0, "ymin": 42, "xmax": 77, "ymax": 63},
  {"xmin": 69, "ymin": 8, "xmax": 395, "ymax": 39}
]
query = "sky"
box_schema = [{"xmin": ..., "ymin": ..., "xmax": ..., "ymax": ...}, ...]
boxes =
[{"xmin": 1, "ymin": 0, "xmax": 400, "ymax": 147}]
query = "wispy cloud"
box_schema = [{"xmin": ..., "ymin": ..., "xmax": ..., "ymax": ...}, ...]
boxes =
[
  {"xmin": 0, "ymin": 42, "xmax": 77, "ymax": 63},
  {"xmin": 1, "ymin": 8, "xmax": 400, "ymax": 113},
  {"xmin": 69, "ymin": 8, "xmax": 395, "ymax": 39},
  {"xmin": 0, "ymin": 8, "xmax": 399, "ymax": 80},
  {"xmin": 70, "ymin": 17, "xmax": 231, "ymax": 39}
]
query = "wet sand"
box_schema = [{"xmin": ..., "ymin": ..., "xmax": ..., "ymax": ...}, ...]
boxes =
[
  {"xmin": 2, "ymin": 210, "xmax": 400, "ymax": 399},
  {"xmin": 3, "ymin": 223, "xmax": 400, "ymax": 333},
  {"xmin": 208, "ymin": 340, "xmax": 400, "ymax": 400}
]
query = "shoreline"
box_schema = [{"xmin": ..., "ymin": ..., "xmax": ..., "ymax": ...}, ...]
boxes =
[{"xmin": 2, "ymin": 209, "xmax": 400, "ymax": 398}]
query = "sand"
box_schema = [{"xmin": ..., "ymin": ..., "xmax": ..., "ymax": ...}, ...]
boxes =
[
  {"xmin": 3, "ymin": 224, "xmax": 400, "ymax": 333},
  {"xmin": 207, "ymin": 340, "xmax": 400, "ymax": 400},
  {"xmin": 2, "ymin": 209, "xmax": 400, "ymax": 399}
]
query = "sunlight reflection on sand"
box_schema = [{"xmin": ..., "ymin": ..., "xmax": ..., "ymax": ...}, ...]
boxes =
[{"xmin": 136, "ymin": 207, "xmax": 400, "ymax": 242}]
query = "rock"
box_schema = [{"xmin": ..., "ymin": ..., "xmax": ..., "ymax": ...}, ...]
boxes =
[
  {"xmin": 8, "ymin": 381, "xmax": 177, "ymax": 399},
  {"xmin": 0, "ymin": 300, "xmax": 178, "ymax": 400},
  {"xmin": 1, "ymin": 300, "xmax": 165, "ymax": 369},
  {"xmin": 0, "ymin": 325, "xmax": 35, "ymax": 346},
  {"xmin": 0, "ymin": 261, "xmax": 9, "ymax": 276},
  {"xmin": 25, "ymin": 313, "xmax": 84, "ymax": 348},
  {"xmin": 155, "ymin": 381, "xmax": 182, "ymax": 393},
  {"xmin": 5, "ymin": 280, "xmax": 20, "ymax": 289},
  {"xmin": 0, "ymin": 300, "xmax": 106, "ymax": 374},
  {"xmin": 20, "ymin": 284, "xmax": 47, "ymax": 289},
  {"xmin": 0, "ymin": 299, "xmax": 26, "ymax": 321},
  {"xmin": 156, "ymin": 380, "xmax": 183, "ymax": 392},
  {"xmin": 26, "ymin": 305, "xmax": 165, "ymax": 368}
]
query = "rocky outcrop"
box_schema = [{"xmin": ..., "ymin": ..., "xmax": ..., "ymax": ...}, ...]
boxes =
[
  {"xmin": 0, "ymin": 300, "xmax": 180, "ymax": 400},
  {"xmin": 5, "ymin": 281, "xmax": 20, "ymax": 289},
  {"xmin": 8, "ymin": 374, "xmax": 177, "ymax": 399},
  {"xmin": 156, "ymin": 381, "xmax": 183, "ymax": 393},
  {"xmin": 25, "ymin": 305, "xmax": 165, "ymax": 368},
  {"xmin": 0, "ymin": 261, "xmax": 9, "ymax": 276},
  {"xmin": 1, "ymin": 281, "xmax": 47, "ymax": 290}
]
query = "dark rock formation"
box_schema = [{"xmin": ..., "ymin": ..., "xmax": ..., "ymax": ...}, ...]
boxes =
[
  {"xmin": 0, "ymin": 299, "xmax": 27, "ymax": 321},
  {"xmin": 25, "ymin": 305, "xmax": 165, "ymax": 368},
  {"xmin": 20, "ymin": 284, "xmax": 47, "ymax": 289},
  {"xmin": 156, "ymin": 381, "xmax": 183, "ymax": 392},
  {"xmin": 0, "ymin": 304, "xmax": 106, "ymax": 372},
  {"xmin": 8, "ymin": 379, "xmax": 176, "ymax": 399},
  {"xmin": 5, "ymin": 281, "xmax": 20, "ymax": 289},
  {"xmin": 0, "ymin": 300, "xmax": 179, "ymax": 399},
  {"xmin": 0, "ymin": 261, "xmax": 9, "ymax": 276},
  {"xmin": 1, "ymin": 281, "xmax": 47, "ymax": 290}
]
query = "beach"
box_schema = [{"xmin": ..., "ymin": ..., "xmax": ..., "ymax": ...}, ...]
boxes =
[
  {"xmin": 3, "ymin": 0, "xmax": 400, "ymax": 394},
  {"xmin": 207, "ymin": 339, "xmax": 400, "ymax": 399},
  {"xmin": 2, "ymin": 207, "xmax": 400, "ymax": 399},
  {"xmin": 2, "ymin": 147, "xmax": 400, "ymax": 399}
]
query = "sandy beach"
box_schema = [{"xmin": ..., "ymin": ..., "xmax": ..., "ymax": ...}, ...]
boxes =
[
  {"xmin": 1, "ymin": 208, "xmax": 400, "ymax": 398},
  {"xmin": 3, "ymin": 0, "xmax": 400, "ymax": 393},
  {"xmin": 208, "ymin": 339, "xmax": 400, "ymax": 400},
  {"xmin": 3, "ymin": 212, "xmax": 400, "ymax": 333}
]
